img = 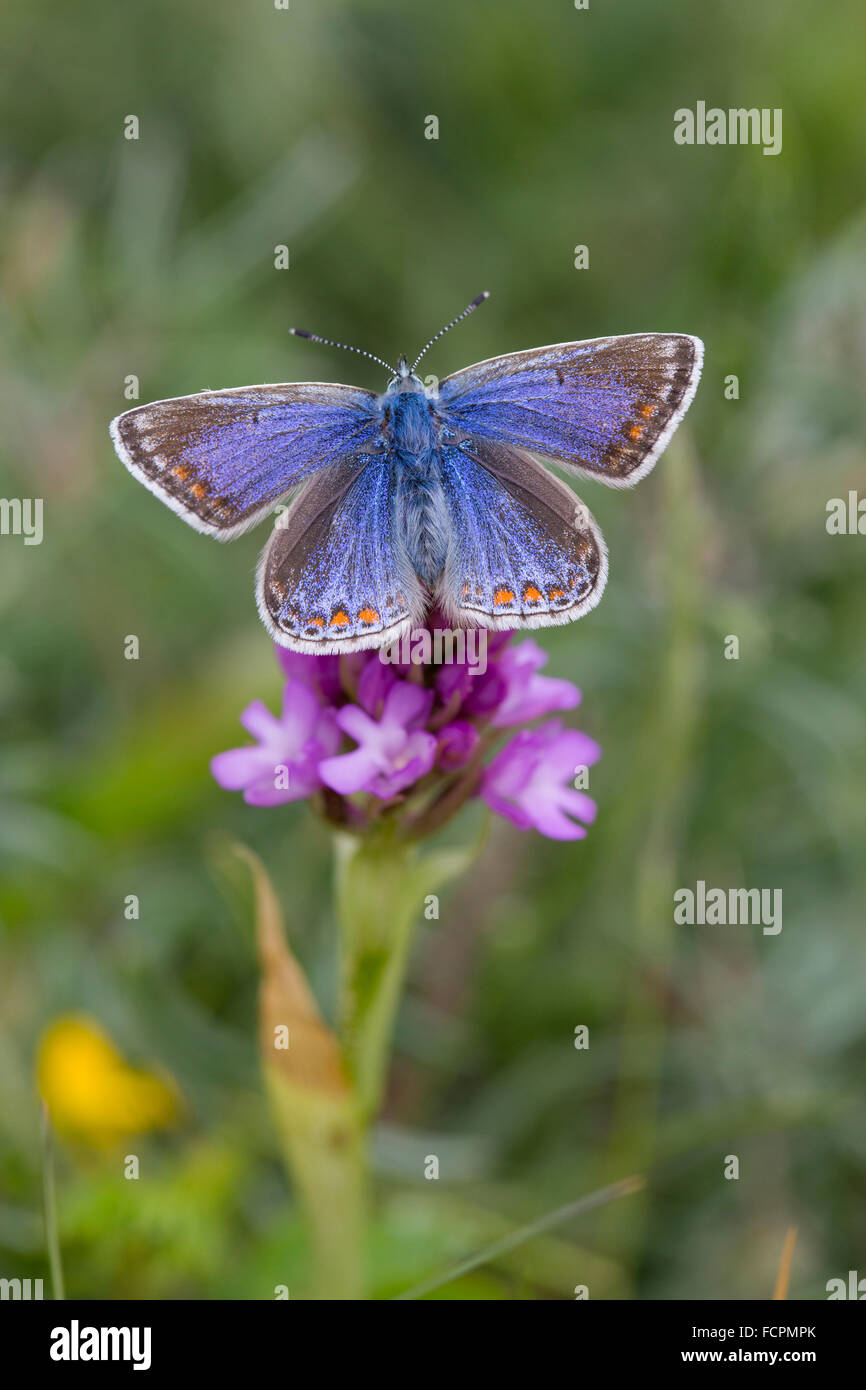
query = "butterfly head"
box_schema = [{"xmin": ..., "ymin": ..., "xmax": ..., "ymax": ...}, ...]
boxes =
[{"xmin": 386, "ymin": 356, "xmax": 425, "ymax": 393}]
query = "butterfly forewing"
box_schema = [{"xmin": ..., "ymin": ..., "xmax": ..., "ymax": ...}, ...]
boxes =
[
  {"xmin": 111, "ymin": 382, "xmax": 379, "ymax": 538},
  {"xmin": 437, "ymin": 437, "xmax": 607, "ymax": 629},
  {"xmin": 258, "ymin": 456, "xmax": 424, "ymax": 653},
  {"xmin": 438, "ymin": 333, "xmax": 702, "ymax": 488}
]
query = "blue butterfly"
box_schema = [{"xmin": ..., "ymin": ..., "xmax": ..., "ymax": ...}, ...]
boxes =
[{"xmin": 110, "ymin": 294, "xmax": 703, "ymax": 653}]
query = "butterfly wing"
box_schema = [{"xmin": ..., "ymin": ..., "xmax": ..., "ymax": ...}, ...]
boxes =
[
  {"xmin": 436, "ymin": 437, "xmax": 607, "ymax": 629},
  {"xmin": 438, "ymin": 333, "xmax": 702, "ymax": 488},
  {"xmin": 110, "ymin": 382, "xmax": 379, "ymax": 538},
  {"xmin": 257, "ymin": 455, "xmax": 425, "ymax": 653}
]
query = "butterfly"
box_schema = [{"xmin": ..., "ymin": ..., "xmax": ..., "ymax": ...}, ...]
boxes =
[{"xmin": 110, "ymin": 294, "xmax": 703, "ymax": 653}]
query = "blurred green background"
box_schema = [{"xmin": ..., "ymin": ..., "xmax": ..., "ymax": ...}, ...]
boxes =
[{"xmin": 1, "ymin": 0, "xmax": 865, "ymax": 1299}]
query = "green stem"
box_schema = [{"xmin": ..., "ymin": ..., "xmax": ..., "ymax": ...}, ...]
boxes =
[
  {"xmin": 333, "ymin": 821, "xmax": 482, "ymax": 1123},
  {"xmin": 239, "ymin": 841, "xmax": 366, "ymax": 1300},
  {"xmin": 41, "ymin": 1103, "xmax": 65, "ymax": 1301},
  {"xmin": 334, "ymin": 826, "xmax": 425, "ymax": 1123},
  {"xmin": 256, "ymin": 825, "xmax": 480, "ymax": 1297},
  {"xmin": 263, "ymin": 1075, "xmax": 366, "ymax": 1301}
]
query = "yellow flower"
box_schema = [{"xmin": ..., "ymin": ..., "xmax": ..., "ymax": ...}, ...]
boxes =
[{"xmin": 37, "ymin": 1014, "xmax": 180, "ymax": 1150}]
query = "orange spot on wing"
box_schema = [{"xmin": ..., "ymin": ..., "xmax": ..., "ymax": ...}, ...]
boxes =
[
  {"xmin": 357, "ymin": 606, "xmax": 379, "ymax": 625},
  {"xmin": 190, "ymin": 483, "xmax": 206, "ymax": 499},
  {"xmin": 523, "ymin": 585, "xmax": 543, "ymax": 603},
  {"xmin": 173, "ymin": 465, "xmax": 190, "ymax": 480},
  {"xmin": 330, "ymin": 611, "xmax": 350, "ymax": 627},
  {"xmin": 493, "ymin": 588, "xmax": 515, "ymax": 606},
  {"xmin": 307, "ymin": 616, "xmax": 325, "ymax": 628},
  {"xmin": 549, "ymin": 586, "xmax": 566, "ymax": 600},
  {"xmin": 640, "ymin": 402, "xmax": 655, "ymax": 418},
  {"xmin": 628, "ymin": 424, "xmax": 643, "ymax": 441}
]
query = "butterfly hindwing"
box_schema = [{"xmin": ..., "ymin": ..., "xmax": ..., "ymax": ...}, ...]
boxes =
[
  {"xmin": 257, "ymin": 455, "xmax": 424, "ymax": 652},
  {"xmin": 437, "ymin": 436, "xmax": 607, "ymax": 629},
  {"xmin": 111, "ymin": 382, "xmax": 379, "ymax": 538},
  {"xmin": 438, "ymin": 333, "xmax": 702, "ymax": 488}
]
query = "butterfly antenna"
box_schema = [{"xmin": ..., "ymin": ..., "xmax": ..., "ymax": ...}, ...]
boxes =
[
  {"xmin": 411, "ymin": 291, "xmax": 490, "ymax": 372},
  {"xmin": 289, "ymin": 326, "xmax": 396, "ymax": 376}
]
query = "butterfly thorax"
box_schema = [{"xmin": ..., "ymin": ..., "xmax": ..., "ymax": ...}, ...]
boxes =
[
  {"xmin": 379, "ymin": 380, "xmax": 449, "ymax": 588},
  {"xmin": 381, "ymin": 382, "xmax": 435, "ymax": 454}
]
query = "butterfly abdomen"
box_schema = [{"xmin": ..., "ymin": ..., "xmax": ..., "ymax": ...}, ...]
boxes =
[{"xmin": 382, "ymin": 388, "xmax": 450, "ymax": 588}]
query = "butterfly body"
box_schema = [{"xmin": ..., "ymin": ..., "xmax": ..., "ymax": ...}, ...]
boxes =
[
  {"xmin": 381, "ymin": 369, "xmax": 451, "ymax": 588},
  {"xmin": 110, "ymin": 304, "xmax": 703, "ymax": 654}
]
